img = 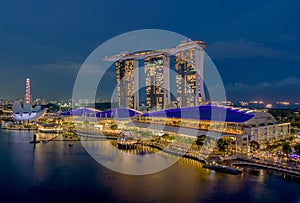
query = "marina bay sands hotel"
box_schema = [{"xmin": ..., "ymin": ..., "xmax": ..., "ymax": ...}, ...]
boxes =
[{"xmin": 105, "ymin": 40, "xmax": 206, "ymax": 111}]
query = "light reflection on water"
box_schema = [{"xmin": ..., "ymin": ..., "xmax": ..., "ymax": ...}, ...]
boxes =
[{"xmin": 0, "ymin": 129, "xmax": 299, "ymax": 202}]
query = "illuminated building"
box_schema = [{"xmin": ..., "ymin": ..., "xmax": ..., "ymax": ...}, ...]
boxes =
[
  {"xmin": 174, "ymin": 41, "xmax": 205, "ymax": 107},
  {"xmin": 25, "ymin": 78, "xmax": 31, "ymax": 104},
  {"xmin": 61, "ymin": 107, "xmax": 141, "ymax": 119},
  {"xmin": 105, "ymin": 39, "xmax": 206, "ymax": 110},
  {"xmin": 276, "ymin": 101, "xmax": 290, "ymax": 106},
  {"xmin": 12, "ymin": 78, "xmax": 46, "ymax": 121},
  {"xmin": 115, "ymin": 60, "xmax": 138, "ymax": 109},
  {"xmin": 265, "ymin": 104, "xmax": 273, "ymax": 108},
  {"xmin": 144, "ymin": 54, "xmax": 170, "ymax": 111},
  {"xmin": 135, "ymin": 104, "xmax": 291, "ymax": 152}
]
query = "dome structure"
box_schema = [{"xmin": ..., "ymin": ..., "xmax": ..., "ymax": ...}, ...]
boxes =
[
  {"xmin": 141, "ymin": 104, "xmax": 256, "ymax": 123},
  {"xmin": 62, "ymin": 107, "xmax": 141, "ymax": 119},
  {"xmin": 12, "ymin": 101, "xmax": 47, "ymax": 121}
]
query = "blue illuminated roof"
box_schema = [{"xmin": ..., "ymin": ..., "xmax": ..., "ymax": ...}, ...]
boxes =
[
  {"xmin": 61, "ymin": 105, "xmax": 255, "ymax": 123},
  {"xmin": 96, "ymin": 108, "xmax": 140, "ymax": 118},
  {"xmin": 141, "ymin": 105, "xmax": 255, "ymax": 123},
  {"xmin": 61, "ymin": 108, "xmax": 140, "ymax": 118},
  {"xmin": 61, "ymin": 108, "xmax": 100, "ymax": 116}
]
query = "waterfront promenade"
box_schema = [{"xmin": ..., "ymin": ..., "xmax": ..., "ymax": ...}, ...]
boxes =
[
  {"xmin": 232, "ymin": 157, "xmax": 300, "ymax": 176},
  {"xmin": 3, "ymin": 122, "xmax": 299, "ymax": 177},
  {"xmin": 73, "ymin": 129, "xmax": 300, "ymax": 177}
]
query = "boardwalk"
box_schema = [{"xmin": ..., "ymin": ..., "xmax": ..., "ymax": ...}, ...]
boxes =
[
  {"xmin": 232, "ymin": 161, "xmax": 300, "ymax": 176},
  {"xmin": 75, "ymin": 131, "xmax": 117, "ymax": 140}
]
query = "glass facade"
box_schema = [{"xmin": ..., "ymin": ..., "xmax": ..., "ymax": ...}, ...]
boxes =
[
  {"xmin": 113, "ymin": 40, "xmax": 205, "ymax": 110},
  {"xmin": 175, "ymin": 49, "xmax": 202, "ymax": 107},
  {"xmin": 116, "ymin": 60, "xmax": 135, "ymax": 109},
  {"xmin": 144, "ymin": 55, "xmax": 165, "ymax": 111}
]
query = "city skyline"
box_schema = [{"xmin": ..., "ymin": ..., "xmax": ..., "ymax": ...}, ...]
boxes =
[
  {"xmin": 0, "ymin": 1, "xmax": 300, "ymax": 102},
  {"xmin": 0, "ymin": 2, "xmax": 299, "ymax": 202}
]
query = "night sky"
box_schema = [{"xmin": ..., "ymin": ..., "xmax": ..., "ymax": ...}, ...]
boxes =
[{"xmin": 1, "ymin": 0, "xmax": 300, "ymax": 102}]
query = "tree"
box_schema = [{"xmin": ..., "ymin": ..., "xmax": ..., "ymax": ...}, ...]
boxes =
[
  {"xmin": 294, "ymin": 144, "xmax": 300, "ymax": 153},
  {"xmin": 43, "ymin": 103, "xmax": 60, "ymax": 113},
  {"xmin": 217, "ymin": 137, "xmax": 230, "ymax": 152},
  {"xmin": 198, "ymin": 134, "xmax": 206, "ymax": 141},
  {"xmin": 250, "ymin": 141, "xmax": 260, "ymax": 152},
  {"xmin": 291, "ymin": 128, "xmax": 296, "ymax": 135},
  {"xmin": 195, "ymin": 135, "xmax": 206, "ymax": 146},
  {"xmin": 161, "ymin": 133, "xmax": 174, "ymax": 141},
  {"xmin": 111, "ymin": 124, "xmax": 118, "ymax": 130},
  {"xmin": 282, "ymin": 143, "xmax": 291, "ymax": 155}
]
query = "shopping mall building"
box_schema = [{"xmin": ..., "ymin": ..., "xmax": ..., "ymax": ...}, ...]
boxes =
[
  {"xmin": 63, "ymin": 104, "xmax": 291, "ymax": 152},
  {"xmin": 134, "ymin": 105, "xmax": 291, "ymax": 147}
]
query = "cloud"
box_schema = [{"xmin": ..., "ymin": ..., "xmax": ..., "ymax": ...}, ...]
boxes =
[
  {"xmin": 227, "ymin": 77, "xmax": 300, "ymax": 90},
  {"xmin": 207, "ymin": 39, "xmax": 283, "ymax": 59},
  {"xmin": 280, "ymin": 34, "xmax": 300, "ymax": 41},
  {"xmin": 226, "ymin": 77, "xmax": 300, "ymax": 102},
  {"xmin": 226, "ymin": 81, "xmax": 273, "ymax": 90},
  {"xmin": 36, "ymin": 57, "xmax": 82, "ymax": 73}
]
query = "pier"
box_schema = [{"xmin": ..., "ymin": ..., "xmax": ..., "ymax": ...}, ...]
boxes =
[
  {"xmin": 2, "ymin": 125, "xmax": 37, "ymax": 131},
  {"xmin": 75, "ymin": 131, "xmax": 118, "ymax": 140},
  {"xmin": 29, "ymin": 133, "xmax": 59, "ymax": 144}
]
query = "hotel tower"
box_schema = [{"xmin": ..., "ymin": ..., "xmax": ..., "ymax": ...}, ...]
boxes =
[{"xmin": 105, "ymin": 40, "xmax": 206, "ymax": 111}]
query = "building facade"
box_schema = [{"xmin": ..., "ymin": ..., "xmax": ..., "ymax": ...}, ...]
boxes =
[
  {"xmin": 134, "ymin": 105, "xmax": 291, "ymax": 153},
  {"xmin": 12, "ymin": 78, "xmax": 47, "ymax": 121},
  {"xmin": 248, "ymin": 123, "xmax": 290, "ymax": 144},
  {"xmin": 144, "ymin": 55, "xmax": 170, "ymax": 111},
  {"xmin": 106, "ymin": 40, "xmax": 206, "ymax": 111},
  {"xmin": 116, "ymin": 60, "xmax": 135, "ymax": 109},
  {"xmin": 175, "ymin": 47, "xmax": 204, "ymax": 107}
]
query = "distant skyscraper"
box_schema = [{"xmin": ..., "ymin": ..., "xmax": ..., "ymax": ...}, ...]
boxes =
[{"xmin": 25, "ymin": 78, "xmax": 31, "ymax": 104}]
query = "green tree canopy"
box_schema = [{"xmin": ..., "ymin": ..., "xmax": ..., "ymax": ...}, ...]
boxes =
[
  {"xmin": 195, "ymin": 135, "xmax": 206, "ymax": 146},
  {"xmin": 282, "ymin": 143, "xmax": 292, "ymax": 155},
  {"xmin": 111, "ymin": 124, "xmax": 118, "ymax": 130},
  {"xmin": 217, "ymin": 137, "xmax": 230, "ymax": 152},
  {"xmin": 161, "ymin": 133, "xmax": 174, "ymax": 140},
  {"xmin": 294, "ymin": 144, "xmax": 300, "ymax": 153},
  {"xmin": 250, "ymin": 140, "xmax": 260, "ymax": 151}
]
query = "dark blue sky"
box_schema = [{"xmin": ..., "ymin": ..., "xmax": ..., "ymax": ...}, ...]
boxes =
[{"xmin": 1, "ymin": 0, "xmax": 300, "ymax": 102}]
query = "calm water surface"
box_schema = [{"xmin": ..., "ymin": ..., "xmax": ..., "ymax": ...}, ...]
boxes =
[{"xmin": 0, "ymin": 128, "xmax": 299, "ymax": 202}]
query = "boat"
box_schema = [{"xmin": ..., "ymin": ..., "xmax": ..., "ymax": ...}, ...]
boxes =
[
  {"xmin": 69, "ymin": 143, "xmax": 74, "ymax": 147},
  {"xmin": 203, "ymin": 162, "xmax": 242, "ymax": 175},
  {"xmin": 38, "ymin": 128, "xmax": 63, "ymax": 133},
  {"xmin": 37, "ymin": 123, "xmax": 63, "ymax": 133}
]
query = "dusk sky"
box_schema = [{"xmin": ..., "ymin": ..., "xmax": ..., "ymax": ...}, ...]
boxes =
[{"xmin": 1, "ymin": 0, "xmax": 300, "ymax": 102}]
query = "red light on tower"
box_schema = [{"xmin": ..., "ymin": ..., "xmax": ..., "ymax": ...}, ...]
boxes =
[{"xmin": 25, "ymin": 78, "xmax": 31, "ymax": 104}]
